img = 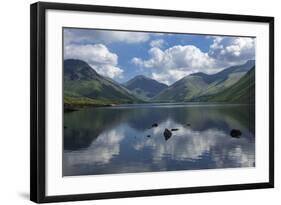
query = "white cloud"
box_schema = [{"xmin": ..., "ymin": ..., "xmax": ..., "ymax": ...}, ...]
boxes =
[
  {"xmin": 64, "ymin": 129, "xmax": 125, "ymax": 165},
  {"xmin": 64, "ymin": 43, "xmax": 123, "ymax": 79},
  {"xmin": 132, "ymin": 36, "xmax": 255, "ymax": 85},
  {"xmin": 151, "ymin": 70, "xmax": 190, "ymax": 85},
  {"xmin": 95, "ymin": 65, "xmax": 123, "ymax": 79},
  {"xmin": 64, "ymin": 29, "xmax": 255, "ymax": 84},
  {"xmin": 208, "ymin": 36, "xmax": 255, "ymax": 66},
  {"xmin": 64, "ymin": 29, "xmax": 150, "ymax": 45},
  {"xmin": 65, "ymin": 44, "xmax": 117, "ymax": 65},
  {"xmin": 131, "ymin": 57, "xmax": 143, "ymax": 66},
  {"xmin": 149, "ymin": 39, "xmax": 165, "ymax": 48},
  {"xmin": 132, "ymin": 45, "xmax": 215, "ymax": 85}
]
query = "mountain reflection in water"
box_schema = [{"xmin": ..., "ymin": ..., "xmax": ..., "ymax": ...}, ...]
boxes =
[{"xmin": 63, "ymin": 103, "xmax": 255, "ymax": 176}]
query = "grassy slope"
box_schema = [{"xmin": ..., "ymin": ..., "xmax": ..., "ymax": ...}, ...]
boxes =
[
  {"xmin": 199, "ymin": 72, "xmax": 245, "ymax": 95},
  {"xmin": 63, "ymin": 96, "xmax": 121, "ymax": 110},
  {"xmin": 153, "ymin": 75, "xmax": 210, "ymax": 102},
  {"xmin": 204, "ymin": 68, "xmax": 255, "ymax": 103},
  {"xmin": 64, "ymin": 80, "xmax": 139, "ymax": 103},
  {"xmin": 64, "ymin": 59, "xmax": 142, "ymax": 108}
]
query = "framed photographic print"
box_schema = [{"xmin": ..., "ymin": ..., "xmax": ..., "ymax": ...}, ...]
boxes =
[{"xmin": 30, "ymin": 1, "xmax": 274, "ymax": 203}]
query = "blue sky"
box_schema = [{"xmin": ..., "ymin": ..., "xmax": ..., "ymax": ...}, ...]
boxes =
[{"xmin": 64, "ymin": 28, "xmax": 255, "ymax": 85}]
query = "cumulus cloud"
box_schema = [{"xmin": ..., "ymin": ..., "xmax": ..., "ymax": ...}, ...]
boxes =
[
  {"xmin": 64, "ymin": 29, "xmax": 150, "ymax": 45},
  {"xmin": 208, "ymin": 36, "xmax": 255, "ymax": 66},
  {"xmin": 64, "ymin": 43, "xmax": 123, "ymax": 79},
  {"xmin": 132, "ymin": 36, "xmax": 255, "ymax": 85},
  {"xmin": 149, "ymin": 39, "xmax": 165, "ymax": 48},
  {"xmin": 132, "ymin": 45, "xmax": 215, "ymax": 85}
]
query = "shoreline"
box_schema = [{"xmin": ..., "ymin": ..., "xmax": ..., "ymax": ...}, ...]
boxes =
[{"xmin": 64, "ymin": 101, "xmax": 255, "ymax": 112}]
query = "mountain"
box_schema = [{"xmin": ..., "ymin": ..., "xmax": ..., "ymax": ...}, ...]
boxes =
[
  {"xmin": 153, "ymin": 60, "xmax": 255, "ymax": 102},
  {"xmin": 202, "ymin": 67, "xmax": 255, "ymax": 103},
  {"xmin": 64, "ymin": 59, "xmax": 140, "ymax": 107},
  {"xmin": 195, "ymin": 59, "xmax": 255, "ymax": 96},
  {"xmin": 152, "ymin": 74, "xmax": 209, "ymax": 102},
  {"xmin": 123, "ymin": 75, "xmax": 168, "ymax": 100}
]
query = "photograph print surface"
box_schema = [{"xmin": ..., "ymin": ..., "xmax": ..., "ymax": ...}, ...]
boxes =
[{"xmin": 63, "ymin": 28, "xmax": 255, "ymax": 176}]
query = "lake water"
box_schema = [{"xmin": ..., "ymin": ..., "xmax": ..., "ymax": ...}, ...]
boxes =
[{"xmin": 63, "ymin": 103, "xmax": 255, "ymax": 176}]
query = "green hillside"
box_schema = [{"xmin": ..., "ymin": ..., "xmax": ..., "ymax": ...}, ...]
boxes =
[
  {"xmin": 152, "ymin": 75, "xmax": 209, "ymax": 102},
  {"xmin": 63, "ymin": 59, "xmax": 255, "ymax": 108},
  {"xmin": 204, "ymin": 67, "xmax": 255, "ymax": 103},
  {"xmin": 64, "ymin": 59, "xmax": 141, "ymax": 109}
]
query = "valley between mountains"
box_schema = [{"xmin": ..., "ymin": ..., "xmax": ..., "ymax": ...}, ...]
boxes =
[{"xmin": 64, "ymin": 59, "xmax": 255, "ymax": 110}]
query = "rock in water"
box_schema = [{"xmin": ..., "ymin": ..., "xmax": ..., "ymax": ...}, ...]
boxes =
[
  {"xmin": 146, "ymin": 135, "xmax": 151, "ymax": 138},
  {"xmin": 230, "ymin": 129, "xmax": 242, "ymax": 138},
  {"xmin": 171, "ymin": 128, "xmax": 179, "ymax": 131},
  {"xmin": 152, "ymin": 123, "xmax": 158, "ymax": 127},
  {"xmin": 164, "ymin": 128, "xmax": 172, "ymax": 141}
]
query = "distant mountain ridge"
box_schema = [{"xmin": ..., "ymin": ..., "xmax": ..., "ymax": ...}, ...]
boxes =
[
  {"xmin": 123, "ymin": 75, "xmax": 168, "ymax": 100},
  {"xmin": 153, "ymin": 60, "xmax": 255, "ymax": 102},
  {"xmin": 63, "ymin": 59, "xmax": 255, "ymax": 108},
  {"xmin": 190, "ymin": 60, "xmax": 255, "ymax": 84}
]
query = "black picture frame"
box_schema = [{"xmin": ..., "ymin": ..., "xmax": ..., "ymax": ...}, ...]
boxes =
[{"xmin": 30, "ymin": 1, "xmax": 274, "ymax": 203}]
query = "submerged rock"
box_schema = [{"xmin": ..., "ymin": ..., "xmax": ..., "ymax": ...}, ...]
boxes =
[
  {"xmin": 186, "ymin": 123, "xmax": 191, "ymax": 126},
  {"xmin": 164, "ymin": 128, "xmax": 172, "ymax": 141},
  {"xmin": 171, "ymin": 128, "xmax": 179, "ymax": 131},
  {"xmin": 230, "ymin": 129, "xmax": 242, "ymax": 138},
  {"xmin": 146, "ymin": 135, "xmax": 151, "ymax": 138},
  {"xmin": 152, "ymin": 123, "xmax": 158, "ymax": 127}
]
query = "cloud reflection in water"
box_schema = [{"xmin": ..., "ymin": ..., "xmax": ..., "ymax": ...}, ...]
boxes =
[{"xmin": 63, "ymin": 104, "xmax": 255, "ymax": 176}]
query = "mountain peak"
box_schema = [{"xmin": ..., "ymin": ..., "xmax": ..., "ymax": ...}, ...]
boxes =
[
  {"xmin": 65, "ymin": 58, "xmax": 87, "ymax": 64},
  {"xmin": 132, "ymin": 75, "xmax": 149, "ymax": 80},
  {"xmin": 64, "ymin": 59, "xmax": 98, "ymax": 81},
  {"xmin": 124, "ymin": 75, "xmax": 168, "ymax": 99}
]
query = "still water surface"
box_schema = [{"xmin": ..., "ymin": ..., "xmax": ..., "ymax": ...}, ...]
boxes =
[{"xmin": 63, "ymin": 103, "xmax": 255, "ymax": 176}]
